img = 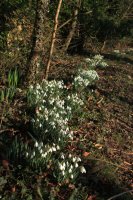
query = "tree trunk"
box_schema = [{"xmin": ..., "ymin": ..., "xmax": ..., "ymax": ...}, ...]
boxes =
[
  {"xmin": 62, "ymin": 0, "xmax": 81, "ymax": 53},
  {"xmin": 26, "ymin": 0, "xmax": 49, "ymax": 85}
]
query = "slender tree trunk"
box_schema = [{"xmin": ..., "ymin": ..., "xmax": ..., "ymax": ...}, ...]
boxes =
[
  {"xmin": 26, "ymin": 0, "xmax": 49, "ymax": 85},
  {"xmin": 45, "ymin": 0, "xmax": 63, "ymax": 80},
  {"xmin": 62, "ymin": 0, "xmax": 81, "ymax": 53}
]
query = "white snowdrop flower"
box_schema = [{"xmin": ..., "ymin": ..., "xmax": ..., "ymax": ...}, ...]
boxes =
[
  {"xmin": 62, "ymin": 171, "xmax": 65, "ymax": 176},
  {"xmin": 33, "ymin": 151, "xmax": 35, "ymax": 157},
  {"xmin": 69, "ymin": 168, "xmax": 72, "ymax": 173},
  {"xmin": 85, "ymin": 58, "xmax": 91, "ymax": 62},
  {"xmin": 56, "ymin": 113, "xmax": 59, "ymax": 118},
  {"xmin": 68, "ymin": 95, "xmax": 70, "ymax": 100},
  {"xmin": 39, "ymin": 123, "xmax": 42, "ymax": 127},
  {"xmin": 42, "ymin": 153, "xmax": 46, "ymax": 158},
  {"xmin": 61, "ymin": 154, "xmax": 65, "ymax": 159},
  {"xmin": 52, "ymin": 147, "xmax": 56, "ymax": 152},
  {"xmin": 49, "ymin": 148, "xmax": 52, "ymax": 153},
  {"xmin": 72, "ymin": 157, "xmax": 76, "ymax": 162},
  {"xmin": 35, "ymin": 141, "xmax": 39, "ymax": 147},
  {"xmin": 70, "ymin": 174, "xmax": 74, "ymax": 179},
  {"xmin": 56, "ymin": 145, "xmax": 60, "ymax": 150},
  {"xmin": 70, "ymin": 165, "xmax": 73, "ymax": 169},
  {"xmin": 45, "ymin": 152, "xmax": 47, "ymax": 157},
  {"xmin": 114, "ymin": 49, "xmax": 120, "ymax": 54},
  {"xmin": 77, "ymin": 157, "xmax": 81, "ymax": 162},
  {"xmin": 75, "ymin": 163, "xmax": 78, "ymax": 168},
  {"xmin": 45, "ymin": 117, "xmax": 48, "ymax": 121},
  {"xmin": 66, "ymin": 127, "xmax": 69, "ymax": 132},
  {"xmin": 59, "ymin": 164, "xmax": 64, "ymax": 171},
  {"xmin": 26, "ymin": 152, "xmax": 29, "ymax": 157},
  {"xmin": 40, "ymin": 149, "xmax": 43, "ymax": 154},
  {"xmin": 69, "ymin": 134, "xmax": 73, "ymax": 140},
  {"xmin": 36, "ymin": 83, "xmax": 40, "ymax": 89},
  {"xmin": 30, "ymin": 85, "xmax": 33, "ymax": 89},
  {"xmin": 39, "ymin": 107, "xmax": 42, "ymax": 111},
  {"xmin": 80, "ymin": 166, "xmax": 86, "ymax": 173},
  {"xmin": 69, "ymin": 154, "xmax": 72, "ymax": 158},
  {"xmin": 62, "ymin": 162, "xmax": 66, "ymax": 169}
]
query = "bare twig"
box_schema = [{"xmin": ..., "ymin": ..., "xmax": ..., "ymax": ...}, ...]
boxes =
[
  {"xmin": 45, "ymin": 0, "xmax": 63, "ymax": 80},
  {"xmin": 58, "ymin": 18, "xmax": 72, "ymax": 30},
  {"xmin": 107, "ymin": 190, "xmax": 133, "ymax": 200}
]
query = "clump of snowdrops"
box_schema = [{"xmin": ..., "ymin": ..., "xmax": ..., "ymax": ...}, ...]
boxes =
[
  {"xmin": 27, "ymin": 79, "xmax": 86, "ymax": 182},
  {"xmin": 73, "ymin": 69, "xmax": 99, "ymax": 91},
  {"xmin": 85, "ymin": 54, "xmax": 108, "ymax": 68},
  {"xmin": 9, "ymin": 67, "xmax": 99, "ymax": 184}
]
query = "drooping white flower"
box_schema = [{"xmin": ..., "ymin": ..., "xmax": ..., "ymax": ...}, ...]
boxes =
[
  {"xmin": 72, "ymin": 157, "xmax": 76, "ymax": 162},
  {"xmin": 77, "ymin": 157, "xmax": 81, "ymax": 162},
  {"xmin": 56, "ymin": 145, "xmax": 60, "ymax": 150},
  {"xmin": 61, "ymin": 154, "xmax": 65, "ymax": 159},
  {"xmin": 75, "ymin": 163, "xmax": 78, "ymax": 168},
  {"xmin": 69, "ymin": 154, "xmax": 72, "ymax": 158},
  {"xmin": 80, "ymin": 166, "xmax": 86, "ymax": 173},
  {"xmin": 52, "ymin": 147, "xmax": 56, "ymax": 152},
  {"xmin": 40, "ymin": 149, "xmax": 43, "ymax": 154},
  {"xmin": 26, "ymin": 152, "xmax": 29, "ymax": 157},
  {"xmin": 70, "ymin": 174, "xmax": 74, "ymax": 179},
  {"xmin": 35, "ymin": 141, "xmax": 39, "ymax": 147},
  {"xmin": 69, "ymin": 168, "xmax": 72, "ymax": 173}
]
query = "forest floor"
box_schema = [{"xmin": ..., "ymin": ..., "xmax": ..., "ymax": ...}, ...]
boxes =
[
  {"xmin": 0, "ymin": 49, "xmax": 133, "ymax": 199},
  {"xmin": 78, "ymin": 53, "xmax": 133, "ymax": 200},
  {"xmin": 49, "ymin": 50, "xmax": 133, "ymax": 199}
]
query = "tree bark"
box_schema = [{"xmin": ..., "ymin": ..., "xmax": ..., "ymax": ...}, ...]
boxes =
[
  {"xmin": 62, "ymin": 0, "xmax": 81, "ymax": 53},
  {"xmin": 26, "ymin": 0, "xmax": 49, "ymax": 85}
]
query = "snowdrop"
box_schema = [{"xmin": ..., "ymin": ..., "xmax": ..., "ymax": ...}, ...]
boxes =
[
  {"xmin": 80, "ymin": 166, "xmax": 86, "ymax": 173},
  {"xmin": 35, "ymin": 141, "xmax": 39, "ymax": 148},
  {"xmin": 69, "ymin": 154, "xmax": 72, "ymax": 158},
  {"xmin": 75, "ymin": 163, "xmax": 78, "ymax": 168},
  {"xmin": 69, "ymin": 168, "xmax": 72, "ymax": 173},
  {"xmin": 72, "ymin": 157, "xmax": 76, "ymax": 162},
  {"xmin": 70, "ymin": 174, "xmax": 74, "ymax": 179},
  {"xmin": 61, "ymin": 154, "xmax": 65, "ymax": 159}
]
